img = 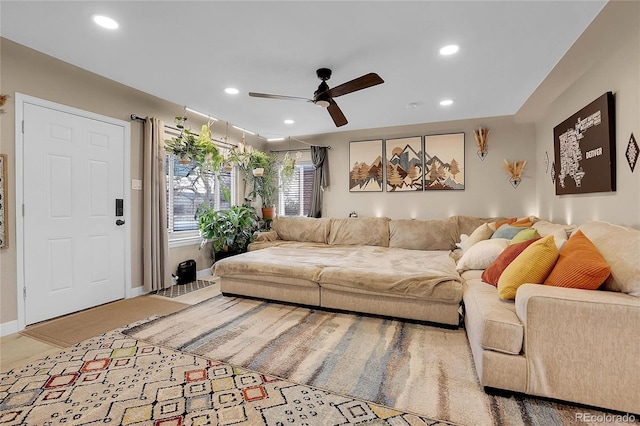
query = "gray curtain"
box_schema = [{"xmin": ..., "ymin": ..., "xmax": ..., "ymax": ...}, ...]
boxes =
[
  {"xmin": 142, "ymin": 117, "xmax": 171, "ymax": 291},
  {"xmin": 307, "ymin": 146, "xmax": 330, "ymax": 218}
]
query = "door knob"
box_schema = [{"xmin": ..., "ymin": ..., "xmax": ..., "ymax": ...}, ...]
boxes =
[{"xmin": 116, "ymin": 219, "xmax": 125, "ymax": 226}]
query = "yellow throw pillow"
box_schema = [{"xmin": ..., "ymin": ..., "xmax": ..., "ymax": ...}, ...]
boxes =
[{"xmin": 497, "ymin": 235, "xmax": 559, "ymax": 300}]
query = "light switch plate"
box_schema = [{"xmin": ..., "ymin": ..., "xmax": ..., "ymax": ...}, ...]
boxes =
[{"xmin": 132, "ymin": 179, "xmax": 143, "ymax": 190}]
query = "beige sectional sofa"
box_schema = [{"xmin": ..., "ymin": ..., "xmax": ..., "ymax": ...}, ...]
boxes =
[
  {"xmin": 462, "ymin": 220, "xmax": 639, "ymax": 414},
  {"xmin": 213, "ymin": 215, "xmax": 640, "ymax": 414},
  {"xmin": 214, "ymin": 216, "xmax": 466, "ymax": 326}
]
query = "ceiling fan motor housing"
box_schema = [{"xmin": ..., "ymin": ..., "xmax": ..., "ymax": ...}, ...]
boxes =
[{"xmin": 316, "ymin": 68, "xmax": 332, "ymax": 81}]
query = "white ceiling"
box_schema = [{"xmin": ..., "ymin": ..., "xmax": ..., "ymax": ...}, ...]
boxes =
[{"xmin": 1, "ymin": 1, "xmax": 606, "ymax": 139}]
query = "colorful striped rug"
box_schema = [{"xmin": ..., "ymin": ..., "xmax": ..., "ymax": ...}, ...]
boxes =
[
  {"xmin": 0, "ymin": 326, "xmax": 449, "ymax": 425},
  {"xmin": 123, "ymin": 295, "xmax": 620, "ymax": 425}
]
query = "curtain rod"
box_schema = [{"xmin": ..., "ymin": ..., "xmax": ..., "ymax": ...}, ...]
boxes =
[
  {"xmin": 269, "ymin": 146, "xmax": 331, "ymax": 153},
  {"xmin": 130, "ymin": 113, "xmax": 237, "ymax": 148}
]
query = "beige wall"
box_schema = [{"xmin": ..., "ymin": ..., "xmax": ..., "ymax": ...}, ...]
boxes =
[
  {"xmin": 0, "ymin": 39, "xmax": 243, "ymax": 324},
  {"xmin": 518, "ymin": 1, "xmax": 640, "ymax": 228},
  {"xmin": 269, "ymin": 116, "xmax": 537, "ymax": 220}
]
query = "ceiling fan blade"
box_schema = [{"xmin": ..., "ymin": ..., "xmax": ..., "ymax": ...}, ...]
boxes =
[
  {"xmin": 327, "ymin": 100, "xmax": 348, "ymax": 127},
  {"xmin": 249, "ymin": 92, "xmax": 313, "ymax": 103},
  {"xmin": 324, "ymin": 73, "xmax": 384, "ymax": 98}
]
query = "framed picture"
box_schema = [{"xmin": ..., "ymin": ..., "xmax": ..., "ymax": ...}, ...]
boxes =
[
  {"xmin": 385, "ymin": 136, "xmax": 423, "ymax": 191},
  {"xmin": 349, "ymin": 140, "xmax": 383, "ymax": 192},
  {"xmin": 0, "ymin": 154, "xmax": 7, "ymax": 248},
  {"xmin": 553, "ymin": 92, "xmax": 616, "ymax": 195},
  {"xmin": 424, "ymin": 132, "xmax": 465, "ymax": 190}
]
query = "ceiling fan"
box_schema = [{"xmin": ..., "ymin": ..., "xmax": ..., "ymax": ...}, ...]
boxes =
[{"xmin": 249, "ymin": 68, "xmax": 384, "ymax": 127}]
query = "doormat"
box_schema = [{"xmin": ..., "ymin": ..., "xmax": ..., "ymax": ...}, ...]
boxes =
[{"xmin": 155, "ymin": 278, "xmax": 217, "ymax": 298}]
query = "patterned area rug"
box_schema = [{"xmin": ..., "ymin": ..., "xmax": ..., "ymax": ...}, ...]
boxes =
[
  {"xmin": 124, "ymin": 295, "xmax": 626, "ymax": 426},
  {"xmin": 0, "ymin": 326, "xmax": 448, "ymax": 425},
  {"xmin": 156, "ymin": 278, "xmax": 217, "ymax": 298}
]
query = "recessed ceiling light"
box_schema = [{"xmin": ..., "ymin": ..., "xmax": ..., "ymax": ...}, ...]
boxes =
[
  {"xmin": 92, "ymin": 15, "xmax": 118, "ymax": 30},
  {"xmin": 225, "ymin": 87, "xmax": 239, "ymax": 95},
  {"xmin": 284, "ymin": 119, "xmax": 295, "ymax": 124},
  {"xmin": 440, "ymin": 99, "xmax": 454, "ymax": 106},
  {"xmin": 439, "ymin": 44, "xmax": 459, "ymax": 56},
  {"xmin": 267, "ymin": 137, "xmax": 285, "ymax": 142}
]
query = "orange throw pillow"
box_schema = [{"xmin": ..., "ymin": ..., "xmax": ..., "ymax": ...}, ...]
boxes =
[
  {"xmin": 495, "ymin": 218, "xmax": 516, "ymax": 229},
  {"xmin": 544, "ymin": 230, "xmax": 611, "ymax": 290},
  {"xmin": 482, "ymin": 237, "xmax": 540, "ymax": 286},
  {"xmin": 511, "ymin": 217, "xmax": 533, "ymax": 228}
]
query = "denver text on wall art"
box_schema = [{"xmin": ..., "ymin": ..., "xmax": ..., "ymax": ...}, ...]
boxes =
[
  {"xmin": 553, "ymin": 92, "xmax": 616, "ymax": 195},
  {"xmin": 0, "ymin": 154, "xmax": 7, "ymax": 248},
  {"xmin": 349, "ymin": 139, "xmax": 383, "ymax": 192},
  {"xmin": 385, "ymin": 136, "xmax": 423, "ymax": 191},
  {"xmin": 424, "ymin": 133, "xmax": 465, "ymax": 190}
]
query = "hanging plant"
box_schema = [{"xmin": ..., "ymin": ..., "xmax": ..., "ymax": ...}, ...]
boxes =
[
  {"xmin": 281, "ymin": 152, "xmax": 296, "ymax": 185},
  {"xmin": 165, "ymin": 115, "xmax": 223, "ymax": 172}
]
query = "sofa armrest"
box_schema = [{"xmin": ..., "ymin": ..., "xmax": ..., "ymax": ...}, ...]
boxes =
[
  {"xmin": 254, "ymin": 230, "xmax": 279, "ymax": 242},
  {"xmin": 515, "ymin": 284, "xmax": 640, "ymax": 413}
]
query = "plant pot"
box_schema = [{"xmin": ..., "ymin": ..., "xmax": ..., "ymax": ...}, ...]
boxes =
[
  {"xmin": 261, "ymin": 207, "xmax": 276, "ymax": 220},
  {"xmin": 178, "ymin": 159, "xmax": 191, "ymax": 165},
  {"xmin": 252, "ymin": 168, "xmax": 264, "ymax": 177}
]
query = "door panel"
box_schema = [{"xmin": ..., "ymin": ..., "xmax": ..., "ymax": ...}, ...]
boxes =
[{"xmin": 23, "ymin": 103, "xmax": 126, "ymax": 324}]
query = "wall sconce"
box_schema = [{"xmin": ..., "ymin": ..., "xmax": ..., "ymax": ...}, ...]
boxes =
[
  {"xmin": 474, "ymin": 127, "xmax": 489, "ymax": 160},
  {"xmin": 504, "ymin": 159, "xmax": 527, "ymax": 188},
  {"xmin": 0, "ymin": 94, "xmax": 9, "ymax": 115}
]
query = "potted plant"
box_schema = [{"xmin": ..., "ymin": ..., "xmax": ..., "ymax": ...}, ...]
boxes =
[
  {"xmin": 197, "ymin": 204, "xmax": 260, "ymax": 259},
  {"xmin": 248, "ymin": 151, "xmax": 278, "ymax": 219}
]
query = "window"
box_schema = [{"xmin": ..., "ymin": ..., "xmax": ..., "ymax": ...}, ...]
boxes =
[
  {"xmin": 279, "ymin": 162, "xmax": 314, "ymax": 216},
  {"xmin": 166, "ymin": 155, "xmax": 235, "ymax": 245}
]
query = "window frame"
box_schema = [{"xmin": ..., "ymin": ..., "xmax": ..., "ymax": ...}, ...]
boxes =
[
  {"xmin": 166, "ymin": 154, "xmax": 236, "ymax": 248},
  {"xmin": 278, "ymin": 161, "xmax": 314, "ymax": 217}
]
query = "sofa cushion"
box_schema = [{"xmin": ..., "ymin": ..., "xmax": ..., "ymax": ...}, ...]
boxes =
[
  {"xmin": 328, "ymin": 217, "xmax": 390, "ymax": 247},
  {"xmin": 317, "ymin": 247, "xmax": 462, "ymax": 302},
  {"xmin": 456, "ymin": 238, "xmax": 509, "ymax": 271},
  {"xmin": 575, "ymin": 222, "xmax": 639, "ymax": 296},
  {"xmin": 454, "ymin": 215, "xmax": 504, "ymax": 236},
  {"xmin": 272, "ymin": 216, "xmax": 332, "ymax": 244},
  {"xmin": 497, "ymin": 235, "xmax": 559, "ymax": 300},
  {"xmin": 482, "ymin": 238, "xmax": 540, "ymax": 285},
  {"xmin": 389, "ymin": 218, "xmax": 458, "ymax": 250},
  {"xmin": 463, "ymin": 279, "xmax": 523, "ymax": 355}
]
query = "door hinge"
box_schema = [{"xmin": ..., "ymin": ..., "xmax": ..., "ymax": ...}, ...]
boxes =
[
  {"xmin": 23, "ymin": 287, "xmax": 27, "ymax": 299},
  {"xmin": 22, "ymin": 204, "xmax": 25, "ymax": 217},
  {"xmin": 22, "ymin": 120, "xmax": 24, "ymax": 134}
]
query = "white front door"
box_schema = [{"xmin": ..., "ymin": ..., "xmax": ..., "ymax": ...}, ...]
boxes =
[{"xmin": 20, "ymin": 100, "xmax": 128, "ymax": 325}]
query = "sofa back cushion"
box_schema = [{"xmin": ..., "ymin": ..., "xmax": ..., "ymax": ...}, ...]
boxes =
[
  {"xmin": 454, "ymin": 215, "xmax": 504, "ymax": 236},
  {"xmin": 272, "ymin": 216, "xmax": 332, "ymax": 244},
  {"xmin": 389, "ymin": 218, "xmax": 459, "ymax": 250},
  {"xmin": 328, "ymin": 217, "xmax": 390, "ymax": 247},
  {"xmin": 577, "ymin": 221, "xmax": 640, "ymax": 296}
]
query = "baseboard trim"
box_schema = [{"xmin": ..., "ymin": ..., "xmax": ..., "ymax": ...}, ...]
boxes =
[
  {"xmin": 197, "ymin": 268, "xmax": 213, "ymax": 279},
  {"xmin": 129, "ymin": 286, "xmax": 148, "ymax": 298},
  {"xmin": 1, "ymin": 320, "xmax": 19, "ymax": 337}
]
